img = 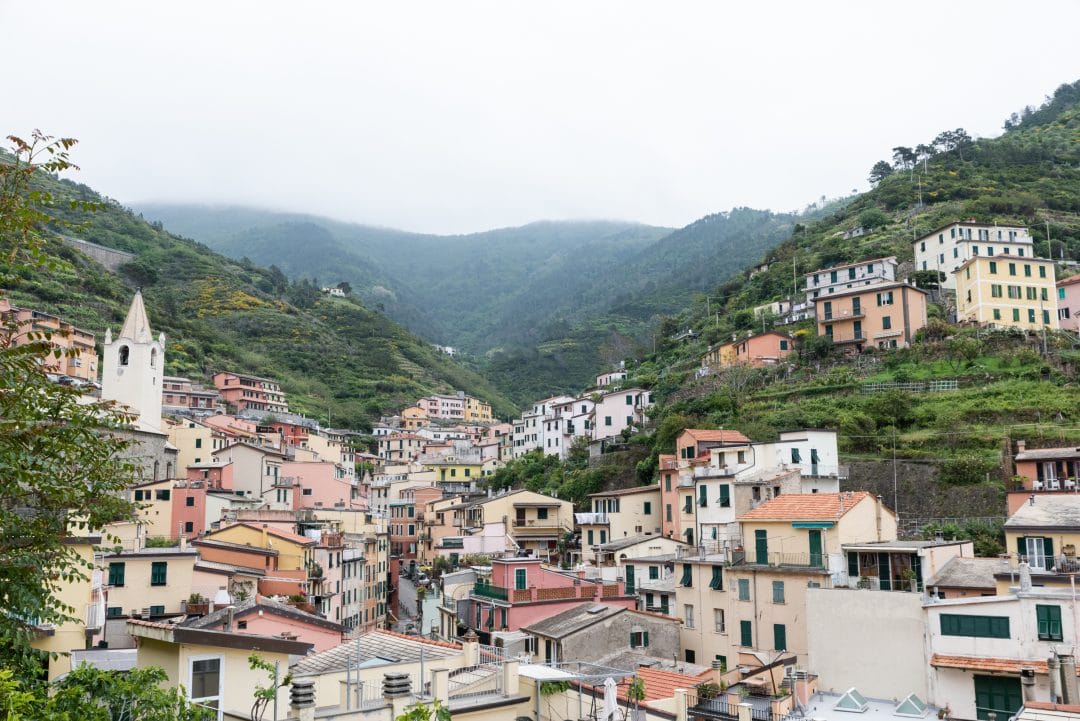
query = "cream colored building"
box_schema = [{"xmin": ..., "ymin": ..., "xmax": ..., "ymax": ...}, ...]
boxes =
[
  {"xmin": 128, "ymin": 619, "xmax": 311, "ymax": 720},
  {"xmin": 102, "ymin": 544, "xmax": 198, "ymax": 619},
  {"xmin": 465, "ymin": 396, "xmax": 494, "ymax": 423},
  {"xmin": 576, "ymin": 484, "xmax": 661, "ymax": 564},
  {"xmin": 31, "ymin": 533, "xmax": 106, "ymax": 681},
  {"xmin": 164, "ymin": 417, "xmax": 227, "ymax": 471},
  {"xmin": 462, "ymin": 489, "xmax": 573, "ymax": 560},
  {"xmin": 955, "ymin": 255, "xmax": 1058, "ymax": 330}
]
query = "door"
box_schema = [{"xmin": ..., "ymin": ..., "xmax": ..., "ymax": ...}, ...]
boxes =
[
  {"xmin": 660, "ymin": 595, "xmax": 669, "ymax": 615},
  {"xmin": 973, "ymin": 675, "xmax": 1022, "ymax": 721},
  {"xmin": 755, "ymin": 530, "xmax": 768, "ymax": 565},
  {"xmin": 515, "ymin": 508, "xmax": 526, "ymax": 526},
  {"xmin": 808, "ymin": 530, "xmax": 823, "ymax": 568}
]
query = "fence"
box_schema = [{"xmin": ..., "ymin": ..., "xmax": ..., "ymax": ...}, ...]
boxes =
[
  {"xmin": 447, "ymin": 662, "xmax": 503, "ymax": 701},
  {"xmin": 861, "ymin": 380, "xmax": 959, "ymax": 393}
]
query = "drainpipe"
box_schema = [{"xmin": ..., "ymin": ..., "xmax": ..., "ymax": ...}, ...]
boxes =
[{"xmin": 1049, "ymin": 654, "xmax": 1063, "ymax": 703}]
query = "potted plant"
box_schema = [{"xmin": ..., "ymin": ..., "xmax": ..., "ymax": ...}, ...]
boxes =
[
  {"xmin": 901, "ymin": 567, "xmax": 918, "ymax": 592},
  {"xmin": 696, "ymin": 682, "xmax": 722, "ymax": 701}
]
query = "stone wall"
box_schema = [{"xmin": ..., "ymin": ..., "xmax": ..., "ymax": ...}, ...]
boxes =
[
  {"xmin": 841, "ymin": 459, "xmax": 1004, "ymax": 519},
  {"xmin": 61, "ymin": 235, "xmax": 135, "ymax": 272}
]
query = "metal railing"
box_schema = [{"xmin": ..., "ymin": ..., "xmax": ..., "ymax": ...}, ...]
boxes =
[
  {"xmin": 861, "ymin": 380, "xmax": 959, "ymax": 393},
  {"xmin": 741, "ymin": 551, "xmax": 825, "ymax": 568},
  {"xmin": 448, "ymin": 662, "xmax": 503, "ymax": 700},
  {"xmin": 472, "ymin": 582, "xmax": 508, "ymax": 601}
]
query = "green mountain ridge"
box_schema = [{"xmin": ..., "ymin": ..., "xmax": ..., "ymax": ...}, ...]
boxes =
[{"xmin": 5, "ymin": 163, "xmax": 520, "ymax": 429}]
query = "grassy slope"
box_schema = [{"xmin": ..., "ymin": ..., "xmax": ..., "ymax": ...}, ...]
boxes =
[
  {"xmin": 9, "ymin": 171, "xmax": 519, "ymax": 429},
  {"xmin": 620, "ymin": 81, "xmax": 1080, "ymax": 509}
]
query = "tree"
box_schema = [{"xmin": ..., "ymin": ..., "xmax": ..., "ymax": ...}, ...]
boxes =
[
  {"xmin": 335, "ymin": 280, "xmax": 352, "ymax": 295},
  {"xmin": 868, "ymin": 160, "xmax": 893, "ymax": 186},
  {"xmin": 857, "ymin": 208, "xmax": 890, "ymax": 230},
  {"xmin": 891, "ymin": 146, "xmax": 916, "ymax": 170},
  {"xmin": 0, "ymin": 665, "xmax": 214, "ymax": 721},
  {"xmin": 248, "ymin": 654, "xmax": 291, "ymax": 721},
  {"xmin": 0, "ymin": 133, "xmax": 140, "ymax": 677}
]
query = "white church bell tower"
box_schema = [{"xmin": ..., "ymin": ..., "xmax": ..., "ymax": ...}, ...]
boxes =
[{"xmin": 102, "ymin": 290, "xmax": 164, "ymax": 433}]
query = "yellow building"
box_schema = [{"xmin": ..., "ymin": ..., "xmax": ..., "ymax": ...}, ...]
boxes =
[
  {"xmin": 102, "ymin": 543, "xmax": 198, "ymax": 619},
  {"xmin": 165, "ymin": 417, "xmax": 227, "ymax": 471},
  {"xmin": 31, "ymin": 533, "xmax": 105, "ymax": 681},
  {"xmin": 132, "ymin": 478, "xmax": 177, "ymax": 539},
  {"xmin": 998, "ymin": 494, "xmax": 1080, "ymax": 593},
  {"xmin": 128, "ymin": 619, "xmax": 311, "ymax": 718},
  {"xmin": 465, "ymin": 396, "xmax": 494, "ymax": 423},
  {"xmin": 205, "ymin": 522, "xmax": 315, "ymax": 571},
  {"xmin": 702, "ymin": 343, "xmax": 737, "ymax": 370},
  {"xmin": 955, "ymin": 255, "xmax": 1058, "ymax": 330},
  {"xmin": 401, "ymin": 405, "xmax": 429, "ymax": 430},
  {"xmin": 675, "ymin": 492, "xmax": 897, "ymax": 667},
  {"xmin": 463, "ymin": 489, "xmax": 574, "ymax": 560},
  {"xmin": 578, "ymin": 485, "xmax": 662, "ymax": 564}
]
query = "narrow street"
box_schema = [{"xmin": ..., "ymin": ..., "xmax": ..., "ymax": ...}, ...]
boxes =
[{"xmin": 394, "ymin": 574, "xmax": 418, "ymax": 632}]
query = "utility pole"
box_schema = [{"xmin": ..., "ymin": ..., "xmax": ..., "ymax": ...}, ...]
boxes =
[{"xmin": 892, "ymin": 430, "xmax": 899, "ymax": 516}]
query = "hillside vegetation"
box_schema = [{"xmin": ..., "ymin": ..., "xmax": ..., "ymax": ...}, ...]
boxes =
[
  {"xmin": 3, "ymin": 154, "xmax": 519, "ymax": 428},
  {"xmin": 598, "ymin": 79, "xmax": 1080, "ymax": 519}
]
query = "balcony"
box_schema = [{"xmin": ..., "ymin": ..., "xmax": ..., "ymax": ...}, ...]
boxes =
[
  {"xmin": 828, "ymin": 332, "xmax": 865, "ymax": 345},
  {"xmin": 738, "ymin": 551, "xmax": 826, "ymax": 569},
  {"xmin": 472, "ymin": 582, "xmax": 508, "ymax": 601},
  {"xmin": 574, "ymin": 513, "xmax": 608, "ymax": 525},
  {"xmin": 822, "ymin": 307, "xmax": 865, "ymax": 322},
  {"xmin": 511, "ymin": 519, "xmax": 564, "ymax": 531}
]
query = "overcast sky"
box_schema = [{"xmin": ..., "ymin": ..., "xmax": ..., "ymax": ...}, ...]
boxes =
[{"xmin": 3, "ymin": 1, "xmax": 1079, "ymax": 235}]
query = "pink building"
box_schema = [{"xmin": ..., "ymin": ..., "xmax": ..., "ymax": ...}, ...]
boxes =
[
  {"xmin": 186, "ymin": 461, "xmax": 234, "ymax": 490},
  {"xmin": 212, "ymin": 371, "xmax": 288, "ymax": 414},
  {"xmin": 282, "ymin": 460, "xmax": 360, "ymax": 511},
  {"xmin": 1057, "ymin": 274, "xmax": 1080, "ymax": 331},
  {"xmin": 161, "ymin": 376, "xmax": 220, "ymax": 412},
  {"xmin": 0, "ymin": 298, "xmax": 98, "ymax": 381},
  {"xmin": 172, "ymin": 480, "xmax": 208, "ymax": 538},
  {"xmin": 466, "ymin": 558, "xmax": 636, "ymax": 642},
  {"xmin": 185, "ymin": 595, "xmax": 343, "ymax": 652}
]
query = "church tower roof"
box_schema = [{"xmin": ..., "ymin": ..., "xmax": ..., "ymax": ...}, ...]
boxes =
[{"xmin": 119, "ymin": 289, "xmax": 153, "ymax": 343}]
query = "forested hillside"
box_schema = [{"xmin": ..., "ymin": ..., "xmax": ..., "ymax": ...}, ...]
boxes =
[{"xmin": 4, "ymin": 152, "xmax": 519, "ymax": 428}]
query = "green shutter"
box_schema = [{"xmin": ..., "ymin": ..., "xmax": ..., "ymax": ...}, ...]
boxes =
[
  {"xmin": 625, "ymin": 565, "xmax": 635, "ymax": 594},
  {"xmin": 709, "ymin": 566, "xmax": 723, "ymax": 590},
  {"xmin": 740, "ymin": 620, "xmax": 752, "ymax": 647},
  {"xmin": 719, "ymin": 485, "xmax": 731, "ymax": 507},
  {"xmin": 847, "ymin": 552, "xmax": 859, "ymax": 578},
  {"xmin": 773, "ymin": 624, "xmax": 787, "ymax": 651},
  {"xmin": 151, "ymin": 561, "xmax": 167, "ymax": 586},
  {"xmin": 699, "ymin": 485, "xmax": 708, "ymax": 507},
  {"xmin": 515, "ymin": 568, "xmax": 528, "ymax": 590},
  {"xmin": 772, "ymin": 581, "xmax": 785, "ymax": 603},
  {"xmin": 500, "ymin": 607, "xmax": 507, "ymax": 628},
  {"xmin": 1016, "ymin": 535, "xmax": 1026, "ymax": 558},
  {"xmin": 877, "ymin": 553, "xmax": 891, "ymax": 591},
  {"xmin": 1037, "ymin": 605, "xmax": 1063, "ymax": 641},
  {"xmin": 680, "ymin": 564, "xmax": 693, "ymax": 587},
  {"xmin": 1044, "ymin": 538, "xmax": 1055, "ymax": 567},
  {"xmin": 108, "ymin": 562, "xmax": 125, "ymax": 587},
  {"xmin": 643, "ymin": 631, "xmax": 649, "ymax": 647}
]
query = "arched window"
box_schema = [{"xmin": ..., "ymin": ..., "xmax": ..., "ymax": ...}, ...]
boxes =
[
  {"xmin": 150, "ymin": 348, "xmax": 157, "ymax": 367},
  {"xmin": 153, "ymin": 460, "xmax": 160, "ymax": 479},
  {"xmin": 166, "ymin": 462, "xmax": 173, "ymax": 479},
  {"xmin": 119, "ymin": 345, "xmax": 130, "ymax": 366}
]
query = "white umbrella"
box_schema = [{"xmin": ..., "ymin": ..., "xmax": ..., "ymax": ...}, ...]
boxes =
[{"xmin": 603, "ymin": 677, "xmax": 619, "ymax": 721}]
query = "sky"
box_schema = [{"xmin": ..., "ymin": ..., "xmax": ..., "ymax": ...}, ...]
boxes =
[{"xmin": 3, "ymin": 1, "xmax": 1080, "ymax": 235}]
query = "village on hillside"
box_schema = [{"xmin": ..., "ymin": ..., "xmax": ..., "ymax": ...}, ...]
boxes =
[{"xmin": 8, "ymin": 215, "xmax": 1080, "ymax": 721}]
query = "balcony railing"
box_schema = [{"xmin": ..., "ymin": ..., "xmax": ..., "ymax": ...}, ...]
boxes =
[
  {"xmin": 511, "ymin": 519, "xmax": 562, "ymax": 529},
  {"xmin": 574, "ymin": 513, "xmax": 608, "ymax": 525},
  {"xmin": 822, "ymin": 308, "xmax": 865, "ymax": 322},
  {"xmin": 740, "ymin": 551, "xmax": 825, "ymax": 569},
  {"xmin": 472, "ymin": 582, "xmax": 508, "ymax": 601}
]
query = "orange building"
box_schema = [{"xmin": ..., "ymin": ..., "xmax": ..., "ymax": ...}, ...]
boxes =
[
  {"xmin": 814, "ymin": 282, "xmax": 928, "ymax": 352},
  {"xmin": 0, "ymin": 298, "xmax": 98, "ymax": 381},
  {"xmin": 713, "ymin": 331, "xmax": 795, "ymax": 368},
  {"xmin": 212, "ymin": 371, "xmax": 288, "ymax": 414}
]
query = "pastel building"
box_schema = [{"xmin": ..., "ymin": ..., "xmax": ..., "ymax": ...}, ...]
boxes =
[
  {"xmin": 804, "ymin": 256, "xmax": 898, "ymax": 303},
  {"xmin": 0, "ymin": 298, "xmax": 98, "ymax": 381},
  {"xmin": 1056, "ymin": 274, "xmax": 1080, "ymax": 331},
  {"xmin": 955, "ymin": 256, "xmax": 1058, "ymax": 330},
  {"xmin": 212, "ymin": 370, "xmax": 288, "ymax": 414},
  {"xmin": 914, "ymin": 220, "xmax": 1035, "ymax": 290},
  {"xmin": 591, "ymin": 387, "xmax": 654, "ymax": 441},
  {"xmin": 161, "ymin": 376, "xmax": 220, "ymax": 413},
  {"xmin": 707, "ymin": 331, "xmax": 795, "ymax": 369},
  {"xmin": 815, "ymin": 282, "xmax": 928, "ymax": 351}
]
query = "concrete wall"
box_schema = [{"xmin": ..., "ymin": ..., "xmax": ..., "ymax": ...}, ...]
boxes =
[
  {"xmin": 557, "ymin": 610, "xmax": 680, "ymax": 664},
  {"xmin": 842, "ymin": 461, "xmax": 1004, "ymax": 518},
  {"xmin": 62, "ymin": 235, "xmax": 134, "ymax": 271},
  {"xmin": 807, "ymin": 587, "xmax": 926, "ymax": 699}
]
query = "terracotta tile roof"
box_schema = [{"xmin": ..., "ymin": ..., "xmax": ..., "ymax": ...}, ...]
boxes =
[
  {"xmin": 1056, "ymin": 274, "xmax": 1080, "ymax": 288},
  {"xmin": 659, "ymin": 454, "xmax": 677, "ymax": 470},
  {"xmin": 625, "ymin": 608, "xmax": 682, "ymax": 623},
  {"xmin": 126, "ymin": 618, "xmax": 176, "ymax": 630},
  {"xmin": 930, "ymin": 654, "xmax": 1049, "ymax": 675},
  {"xmin": 738, "ymin": 492, "xmax": 875, "ymax": 522},
  {"xmin": 230, "ymin": 523, "xmax": 316, "ymax": 546},
  {"xmin": 683, "ymin": 429, "xmax": 752, "ymax": 444},
  {"xmin": 1024, "ymin": 702, "xmax": 1080, "ymax": 713},
  {"xmin": 589, "ymin": 484, "xmax": 661, "ymax": 498},
  {"xmin": 618, "ymin": 666, "xmax": 712, "ymax": 702}
]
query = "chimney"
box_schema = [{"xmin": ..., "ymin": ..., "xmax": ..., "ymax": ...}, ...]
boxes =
[
  {"xmin": 1061, "ymin": 654, "xmax": 1079, "ymax": 704},
  {"xmin": 290, "ymin": 677, "xmax": 315, "ymax": 721},
  {"xmin": 1049, "ymin": 655, "xmax": 1063, "ymax": 703},
  {"xmin": 1020, "ymin": 562, "xmax": 1033, "ymax": 592},
  {"xmin": 224, "ymin": 606, "xmax": 235, "ymax": 632},
  {"xmin": 1020, "ymin": 667, "xmax": 1036, "ymax": 702},
  {"xmin": 383, "ymin": 672, "xmax": 413, "ymax": 719},
  {"xmin": 262, "ymin": 523, "xmax": 269, "ymax": 547},
  {"xmin": 875, "ymin": 495, "xmax": 883, "ymax": 541},
  {"xmin": 1017, "ymin": 440, "xmax": 1027, "ymax": 453}
]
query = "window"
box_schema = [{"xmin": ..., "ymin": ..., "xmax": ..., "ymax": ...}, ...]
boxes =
[
  {"xmin": 1009, "ymin": 263, "xmax": 1017, "ymax": 276},
  {"xmin": 630, "ymin": 630, "xmax": 650, "ymax": 648},
  {"xmin": 1041, "ymin": 288, "xmax": 1049, "ymax": 302},
  {"xmin": 649, "ymin": 565, "xmax": 659, "ymax": 580},
  {"xmin": 685, "ymin": 650, "xmax": 696, "ymax": 663},
  {"xmin": 719, "ymin": 484, "xmax": 731, "ymax": 508},
  {"xmin": 698, "ymin": 486, "xmax": 708, "ymax": 507},
  {"xmin": 1043, "ymin": 310, "xmax": 1051, "ymax": 325},
  {"xmin": 106, "ymin": 606, "xmax": 123, "ymax": 618},
  {"xmin": 1037, "ymin": 605, "xmax": 1063, "ymax": 641},
  {"xmin": 1024, "ymin": 264, "xmax": 1032, "ymax": 277},
  {"xmin": 150, "ymin": 560, "xmax": 167, "ymax": 586},
  {"xmin": 939, "ymin": 614, "xmax": 1010, "ymax": 638},
  {"xmin": 156, "ymin": 489, "xmax": 170, "ymax": 501},
  {"xmin": 1040, "ymin": 266, "xmax": 1047, "ymax": 278},
  {"xmin": 709, "ymin": 566, "xmax": 723, "ymax": 590},
  {"xmin": 185, "ymin": 495, "xmax": 195, "ymax": 507},
  {"xmin": 1013, "ymin": 308, "xmax": 1020, "ymax": 322},
  {"xmin": 149, "ymin": 604, "xmax": 165, "ymax": 616},
  {"xmin": 791, "ymin": 448, "xmax": 801, "ymax": 463},
  {"xmin": 876, "ymin": 291, "xmax": 894, "ymax": 306},
  {"xmin": 119, "ymin": 345, "xmax": 129, "ymax": 366},
  {"xmin": 991, "ymin": 284, "xmax": 1002, "ymax": 298},
  {"xmin": 882, "ymin": 316, "xmax": 892, "ymax": 330},
  {"xmin": 993, "ymin": 309, "xmax": 1001, "ymax": 321},
  {"xmin": 664, "ymin": 474, "xmax": 671, "ymax": 492},
  {"xmin": 1008, "ymin": 286, "xmax": 1021, "ymax": 299},
  {"xmin": 643, "ymin": 501, "xmax": 652, "ymax": 515},
  {"xmin": 302, "ymin": 488, "xmax": 313, "ymax": 496},
  {"xmin": 680, "ymin": 564, "xmax": 693, "ymax": 587},
  {"xmin": 989, "ymin": 261, "xmax": 998, "ymax": 274},
  {"xmin": 665, "ymin": 504, "xmax": 672, "ymax": 522},
  {"xmin": 195, "ymin": 438, "xmax": 202, "ymax": 449},
  {"xmin": 604, "ymin": 416, "xmax": 612, "ymax": 426},
  {"xmin": 740, "ymin": 620, "xmax": 752, "ymax": 647},
  {"xmin": 830, "ymin": 270, "xmax": 838, "ymax": 283},
  {"xmin": 190, "ymin": 657, "xmax": 222, "ymax": 713},
  {"xmin": 537, "ymin": 508, "xmax": 548, "ymax": 520},
  {"xmin": 714, "ymin": 608, "xmax": 726, "ymax": 633},
  {"xmin": 683, "ymin": 496, "xmax": 693, "ymax": 514},
  {"xmin": 184, "ymin": 521, "xmax": 194, "ymax": 533},
  {"xmin": 684, "ymin": 604, "xmax": 695, "ymax": 629},
  {"xmin": 738, "ymin": 578, "xmax": 750, "ymax": 601},
  {"xmin": 772, "ymin": 581, "xmax": 785, "ymax": 604},
  {"xmin": 515, "ymin": 568, "xmax": 527, "ymax": 590},
  {"xmin": 1029, "ymin": 309, "xmax": 1036, "ymax": 323},
  {"xmin": 108, "ymin": 562, "xmax": 125, "ymax": 587},
  {"xmin": 920, "ymin": 241, "xmax": 925, "ymax": 251},
  {"xmin": 779, "ymin": 340, "xmax": 789, "ymax": 350},
  {"xmin": 1026, "ymin": 287, "xmax": 1037, "ymax": 300},
  {"xmin": 773, "ymin": 624, "xmax": 787, "ymax": 651}
]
